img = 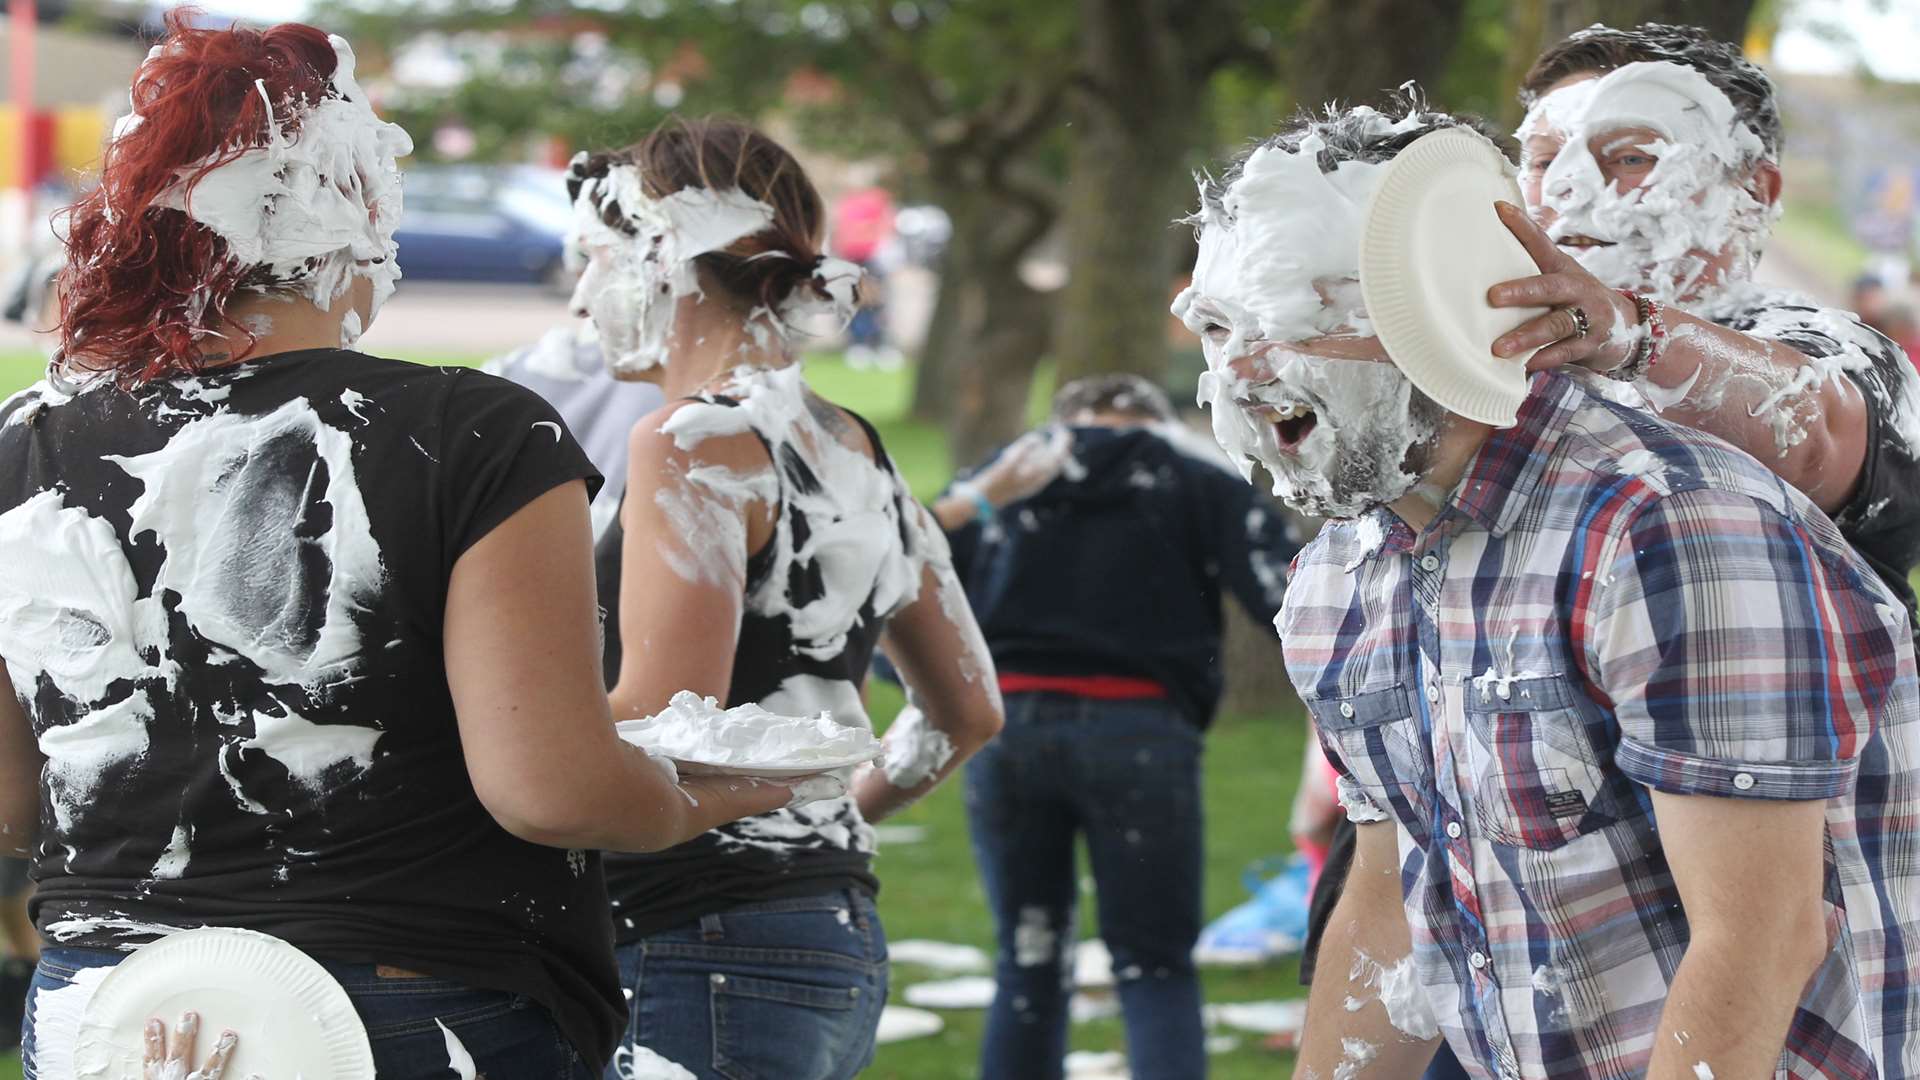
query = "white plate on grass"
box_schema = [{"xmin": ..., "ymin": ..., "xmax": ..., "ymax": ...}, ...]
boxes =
[
  {"xmin": 875, "ymin": 1005, "xmax": 945, "ymax": 1044},
  {"xmin": 76, "ymin": 927, "xmax": 373, "ymax": 1079},
  {"xmin": 1360, "ymin": 126, "xmax": 1548, "ymax": 427}
]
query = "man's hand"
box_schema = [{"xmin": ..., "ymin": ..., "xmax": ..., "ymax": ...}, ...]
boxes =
[
  {"xmin": 1487, "ymin": 201, "xmax": 1642, "ymax": 373},
  {"xmin": 1643, "ymin": 790, "xmax": 1831, "ymax": 1080},
  {"xmin": 971, "ymin": 427, "xmax": 1075, "ymax": 507}
]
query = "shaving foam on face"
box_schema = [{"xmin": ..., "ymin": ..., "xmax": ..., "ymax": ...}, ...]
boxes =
[
  {"xmin": 567, "ymin": 156, "xmax": 776, "ymax": 375},
  {"xmin": 1173, "ymin": 112, "xmax": 1445, "ymax": 517},
  {"xmin": 128, "ymin": 36, "xmax": 413, "ymax": 340},
  {"xmin": 1518, "ymin": 61, "xmax": 1771, "ymax": 304}
]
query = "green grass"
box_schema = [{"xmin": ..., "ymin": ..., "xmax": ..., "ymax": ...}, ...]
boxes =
[{"xmin": 863, "ymin": 681, "xmax": 1308, "ymax": 1078}]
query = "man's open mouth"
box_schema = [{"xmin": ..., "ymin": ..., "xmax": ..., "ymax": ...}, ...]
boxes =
[
  {"xmin": 1556, "ymin": 235, "xmax": 1614, "ymax": 249},
  {"xmin": 1240, "ymin": 397, "xmax": 1319, "ymax": 453}
]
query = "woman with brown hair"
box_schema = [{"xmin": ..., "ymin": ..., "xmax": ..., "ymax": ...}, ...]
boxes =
[
  {"xmin": 572, "ymin": 118, "xmax": 1004, "ymax": 1079},
  {"xmin": 0, "ymin": 15, "xmax": 793, "ymax": 1077}
]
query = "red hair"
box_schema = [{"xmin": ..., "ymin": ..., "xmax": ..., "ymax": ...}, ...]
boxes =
[{"xmin": 57, "ymin": 9, "xmax": 339, "ymax": 383}]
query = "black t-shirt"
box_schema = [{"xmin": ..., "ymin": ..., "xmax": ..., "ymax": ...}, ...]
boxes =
[
  {"xmin": 595, "ymin": 375, "xmax": 932, "ymax": 943},
  {"xmin": 0, "ymin": 349, "xmax": 619, "ymax": 1063}
]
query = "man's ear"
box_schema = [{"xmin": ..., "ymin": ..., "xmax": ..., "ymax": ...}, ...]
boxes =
[{"xmin": 1749, "ymin": 160, "xmax": 1783, "ymax": 210}]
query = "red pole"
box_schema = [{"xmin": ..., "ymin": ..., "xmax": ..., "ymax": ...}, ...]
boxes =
[{"xmin": 9, "ymin": 0, "xmax": 36, "ymax": 246}]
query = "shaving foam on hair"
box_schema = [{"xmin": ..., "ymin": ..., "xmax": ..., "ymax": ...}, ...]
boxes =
[
  {"xmin": 127, "ymin": 36, "xmax": 412, "ymax": 342},
  {"xmin": 1519, "ymin": 61, "xmax": 1771, "ymax": 304},
  {"xmin": 567, "ymin": 153, "xmax": 777, "ymax": 375}
]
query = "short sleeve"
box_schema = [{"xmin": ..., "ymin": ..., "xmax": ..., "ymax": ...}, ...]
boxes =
[
  {"xmin": 1335, "ymin": 773, "xmax": 1392, "ymax": 824},
  {"xmin": 438, "ymin": 369, "xmax": 602, "ymax": 568},
  {"xmin": 1583, "ymin": 487, "xmax": 1905, "ymax": 800}
]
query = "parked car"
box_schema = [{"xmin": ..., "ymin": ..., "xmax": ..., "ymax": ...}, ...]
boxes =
[{"xmin": 393, "ymin": 165, "xmax": 573, "ymax": 289}]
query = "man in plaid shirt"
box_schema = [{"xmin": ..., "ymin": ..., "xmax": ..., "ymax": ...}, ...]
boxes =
[{"xmin": 1174, "ymin": 102, "xmax": 1920, "ymax": 1078}]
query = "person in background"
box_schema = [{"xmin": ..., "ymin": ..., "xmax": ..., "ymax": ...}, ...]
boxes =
[
  {"xmin": 930, "ymin": 374, "xmax": 1298, "ymax": 1080},
  {"xmin": 485, "ymin": 322, "xmax": 663, "ymax": 536},
  {"xmin": 830, "ymin": 182, "xmax": 901, "ymax": 370}
]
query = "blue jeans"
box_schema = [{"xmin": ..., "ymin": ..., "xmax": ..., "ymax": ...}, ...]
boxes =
[
  {"xmin": 965, "ymin": 693, "xmax": 1207, "ymax": 1080},
  {"xmin": 22, "ymin": 947, "xmax": 593, "ymax": 1080},
  {"xmin": 605, "ymin": 890, "xmax": 887, "ymax": 1080}
]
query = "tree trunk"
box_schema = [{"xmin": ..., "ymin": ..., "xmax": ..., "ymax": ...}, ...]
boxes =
[
  {"xmin": 927, "ymin": 180, "xmax": 1052, "ymax": 466},
  {"xmin": 1288, "ymin": 0, "xmax": 1471, "ymax": 109},
  {"xmin": 1540, "ymin": 0, "xmax": 1759, "ymax": 50},
  {"xmin": 908, "ymin": 222, "xmax": 970, "ymax": 425},
  {"xmin": 1053, "ymin": 0, "xmax": 1203, "ymax": 385}
]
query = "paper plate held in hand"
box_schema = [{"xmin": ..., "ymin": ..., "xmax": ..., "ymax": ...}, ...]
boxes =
[
  {"xmin": 75, "ymin": 926, "xmax": 374, "ymax": 1080},
  {"xmin": 671, "ymin": 745, "xmax": 882, "ymax": 779},
  {"xmin": 1360, "ymin": 126, "xmax": 1548, "ymax": 427}
]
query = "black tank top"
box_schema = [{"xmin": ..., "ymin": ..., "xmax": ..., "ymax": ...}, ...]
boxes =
[{"xmin": 594, "ymin": 367, "xmax": 934, "ymax": 941}]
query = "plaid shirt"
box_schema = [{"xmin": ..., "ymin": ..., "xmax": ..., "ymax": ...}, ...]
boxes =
[{"xmin": 1280, "ymin": 370, "xmax": 1920, "ymax": 1079}]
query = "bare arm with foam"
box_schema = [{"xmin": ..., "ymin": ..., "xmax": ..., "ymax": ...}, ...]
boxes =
[
  {"xmin": 1492, "ymin": 201, "xmax": 1866, "ymax": 513},
  {"xmin": 1642, "ymin": 791, "xmax": 1831, "ymax": 1080},
  {"xmin": 606, "ymin": 402, "xmax": 772, "ymax": 719},
  {"xmin": 1628, "ymin": 310, "xmax": 1867, "ymax": 513},
  {"xmin": 0, "ymin": 667, "xmax": 39, "ymax": 857},
  {"xmin": 443, "ymin": 481, "xmax": 791, "ymax": 853},
  {"xmin": 853, "ymin": 527, "xmax": 1004, "ymax": 822},
  {"xmin": 1291, "ymin": 819, "xmax": 1440, "ymax": 1080}
]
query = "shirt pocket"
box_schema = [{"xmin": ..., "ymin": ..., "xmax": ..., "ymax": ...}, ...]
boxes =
[
  {"xmin": 1463, "ymin": 675, "xmax": 1617, "ymax": 850},
  {"xmin": 1306, "ymin": 684, "xmax": 1431, "ymax": 837}
]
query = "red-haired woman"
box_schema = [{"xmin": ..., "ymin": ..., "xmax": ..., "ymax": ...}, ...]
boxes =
[
  {"xmin": 570, "ymin": 118, "xmax": 1004, "ymax": 1079},
  {"xmin": 0, "ymin": 15, "xmax": 791, "ymax": 1077}
]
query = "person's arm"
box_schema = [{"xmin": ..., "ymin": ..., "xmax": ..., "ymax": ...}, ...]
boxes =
[
  {"xmin": 605, "ymin": 404, "xmax": 773, "ymax": 719},
  {"xmin": 0, "ymin": 666, "xmax": 39, "ymax": 859},
  {"xmin": 443, "ymin": 480, "xmax": 792, "ymax": 854},
  {"xmin": 1580, "ymin": 487, "xmax": 1902, "ymax": 1072},
  {"xmin": 1291, "ymin": 817, "xmax": 1441, "ymax": 1079},
  {"xmin": 1641, "ymin": 792, "xmax": 1830, "ymax": 1080},
  {"xmin": 1213, "ymin": 476, "xmax": 1297, "ymax": 628},
  {"xmin": 853, "ymin": 511, "xmax": 1004, "ymax": 821},
  {"xmin": 1489, "ymin": 202, "xmax": 1866, "ymax": 512},
  {"xmin": 929, "ymin": 428, "xmax": 1073, "ymax": 531}
]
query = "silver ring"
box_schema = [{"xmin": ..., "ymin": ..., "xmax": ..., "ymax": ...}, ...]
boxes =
[{"xmin": 1567, "ymin": 306, "xmax": 1591, "ymax": 339}]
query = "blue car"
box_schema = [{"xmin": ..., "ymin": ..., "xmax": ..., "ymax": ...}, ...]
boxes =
[{"xmin": 393, "ymin": 165, "xmax": 573, "ymax": 289}]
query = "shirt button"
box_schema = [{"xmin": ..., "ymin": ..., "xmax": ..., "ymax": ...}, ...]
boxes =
[
  {"xmin": 711, "ymin": 973, "xmax": 727, "ymax": 986},
  {"xmin": 1426, "ymin": 683, "xmax": 1441, "ymax": 704},
  {"xmin": 1339, "ymin": 702, "xmax": 1356, "ymax": 719},
  {"xmin": 1419, "ymin": 555, "xmax": 1441, "ymax": 572},
  {"xmin": 1446, "ymin": 821, "xmax": 1463, "ymax": 839},
  {"xmin": 1733, "ymin": 772, "xmax": 1756, "ymax": 791},
  {"xmin": 1469, "ymin": 951, "xmax": 1487, "ymax": 970}
]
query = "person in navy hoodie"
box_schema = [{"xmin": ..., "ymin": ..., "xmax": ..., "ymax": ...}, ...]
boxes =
[{"xmin": 930, "ymin": 374, "xmax": 1299, "ymax": 1080}]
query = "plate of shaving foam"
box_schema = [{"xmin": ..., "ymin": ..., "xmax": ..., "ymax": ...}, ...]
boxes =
[
  {"xmin": 616, "ymin": 690, "xmax": 883, "ymax": 778},
  {"xmin": 1360, "ymin": 126, "xmax": 1548, "ymax": 427},
  {"xmin": 73, "ymin": 927, "xmax": 374, "ymax": 1079}
]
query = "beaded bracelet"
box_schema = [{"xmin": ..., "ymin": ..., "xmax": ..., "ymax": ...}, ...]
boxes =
[{"xmin": 1604, "ymin": 290, "xmax": 1667, "ymax": 383}]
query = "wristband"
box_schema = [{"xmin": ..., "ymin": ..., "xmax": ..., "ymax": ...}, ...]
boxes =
[
  {"xmin": 951, "ymin": 481, "xmax": 995, "ymax": 524},
  {"xmin": 1605, "ymin": 290, "xmax": 1666, "ymax": 383}
]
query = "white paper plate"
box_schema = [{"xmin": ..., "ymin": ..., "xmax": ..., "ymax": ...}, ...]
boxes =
[
  {"xmin": 902, "ymin": 975, "xmax": 998, "ymax": 1009},
  {"xmin": 76, "ymin": 927, "xmax": 373, "ymax": 1080},
  {"xmin": 874, "ymin": 1005, "xmax": 945, "ymax": 1045},
  {"xmin": 1360, "ymin": 126, "xmax": 1548, "ymax": 427},
  {"xmin": 672, "ymin": 743, "xmax": 882, "ymax": 778}
]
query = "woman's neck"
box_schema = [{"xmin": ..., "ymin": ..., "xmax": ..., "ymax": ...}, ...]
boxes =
[
  {"xmin": 655, "ymin": 309, "xmax": 793, "ymax": 399},
  {"xmin": 198, "ymin": 292, "xmax": 350, "ymax": 369}
]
